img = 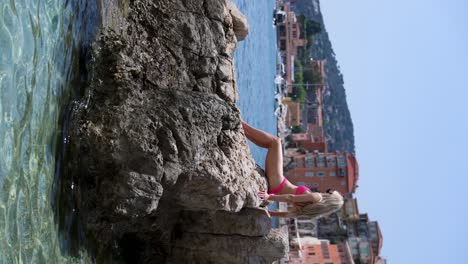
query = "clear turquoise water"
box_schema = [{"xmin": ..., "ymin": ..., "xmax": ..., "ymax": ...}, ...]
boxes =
[
  {"xmin": 0, "ymin": 0, "xmax": 95, "ymax": 262},
  {"xmin": 0, "ymin": 0, "xmax": 277, "ymax": 261},
  {"xmin": 232, "ymin": 0, "xmax": 278, "ymax": 169}
]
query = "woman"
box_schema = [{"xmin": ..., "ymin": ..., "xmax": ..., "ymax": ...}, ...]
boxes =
[{"xmin": 242, "ymin": 121, "xmax": 344, "ymax": 218}]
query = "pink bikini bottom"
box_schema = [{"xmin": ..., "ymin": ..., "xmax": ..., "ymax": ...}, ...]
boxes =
[{"xmin": 268, "ymin": 177, "xmax": 287, "ymax": 195}]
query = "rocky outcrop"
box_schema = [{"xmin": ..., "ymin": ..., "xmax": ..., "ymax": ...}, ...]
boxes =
[
  {"xmin": 63, "ymin": 0, "xmax": 287, "ymax": 263},
  {"xmin": 227, "ymin": 1, "xmax": 250, "ymax": 41},
  {"xmin": 168, "ymin": 229, "xmax": 287, "ymax": 264}
]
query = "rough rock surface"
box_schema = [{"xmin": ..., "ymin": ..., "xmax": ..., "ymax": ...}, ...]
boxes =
[
  {"xmin": 64, "ymin": 0, "xmax": 287, "ymax": 263},
  {"xmin": 227, "ymin": 1, "xmax": 250, "ymax": 41}
]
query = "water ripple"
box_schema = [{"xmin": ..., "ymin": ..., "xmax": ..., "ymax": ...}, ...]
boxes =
[
  {"xmin": 232, "ymin": 0, "xmax": 277, "ymax": 169},
  {"xmin": 0, "ymin": 0, "xmax": 95, "ymax": 262}
]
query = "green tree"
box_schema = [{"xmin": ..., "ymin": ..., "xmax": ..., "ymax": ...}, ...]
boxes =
[
  {"xmin": 291, "ymin": 125, "xmax": 305, "ymax": 133},
  {"xmin": 303, "ymin": 63, "xmax": 323, "ymax": 84},
  {"xmin": 292, "ymin": 59, "xmax": 306, "ymax": 107},
  {"xmin": 307, "ymin": 20, "xmax": 322, "ymax": 35},
  {"xmin": 306, "ymin": 35, "xmax": 314, "ymax": 48},
  {"xmin": 285, "ymin": 135, "xmax": 295, "ymax": 146},
  {"xmin": 297, "ymin": 15, "xmax": 323, "ymax": 38}
]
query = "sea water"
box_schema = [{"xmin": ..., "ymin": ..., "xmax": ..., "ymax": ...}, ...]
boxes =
[
  {"xmin": 0, "ymin": 0, "xmax": 96, "ymax": 262},
  {"xmin": 232, "ymin": 0, "xmax": 278, "ymax": 169},
  {"xmin": 231, "ymin": 0, "xmax": 279, "ymax": 226}
]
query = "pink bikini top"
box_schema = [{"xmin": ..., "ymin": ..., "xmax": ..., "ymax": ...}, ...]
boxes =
[
  {"xmin": 295, "ymin": 185, "xmax": 311, "ymax": 195},
  {"xmin": 294, "ymin": 185, "xmax": 319, "ymax": 206}
]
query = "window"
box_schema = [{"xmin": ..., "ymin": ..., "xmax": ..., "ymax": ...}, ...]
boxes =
[
  {"xmin": 317, "ymin": 171, "xmax": 325, "ymax": 177},
  {"xmin": 329, "ymin": 171, "xmax": 336, "ymax": 177},
  {"xmin": 338, "ymin": 156, "xmax": 347, "ymax": 167},
  {"xmin": 306, "ymin": 172, "xmax": 314, "ymax": 177},
  {"xmin": 317, "ymin": 156, "xmax": 325, "ymax": 167},
  {"xmin": 305, "ymin": 156, "xmax": 315, "ymax": 167},
  {"xmin": 339, "ymin": 168, "xmax": 346, "ymax": 177},
  {"xmin": 313, "ymin": 182, "xmax": 319, "ymax": 187},
  {"xmin": 280, "ymin": 40, "xmax": 286, "ymax": 50},
  {"xmin": 360, "ymin": 247, "xmax": 369, "ymax": 254},
  {"xmin": 326, "ymin": 157, "xmax": 336, "ymax": 167},
  {"xmin": 296, "ymin": 159, "xmax": 304, "ymax": 167}
]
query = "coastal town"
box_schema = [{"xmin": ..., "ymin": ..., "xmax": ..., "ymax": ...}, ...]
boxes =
[{"xmin": 273, "ymin": 1, "xmax": 386, "ymax": 264}]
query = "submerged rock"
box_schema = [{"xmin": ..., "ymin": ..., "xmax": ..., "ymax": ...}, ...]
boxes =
[{"xmin": 64, "ymin": 0, "xmax": 286, "ymax": 263}]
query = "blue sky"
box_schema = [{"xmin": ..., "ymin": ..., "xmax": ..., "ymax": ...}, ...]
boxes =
[{"xmin": 320, "ymin": 0, "xmax": 468, "ymax": 263}]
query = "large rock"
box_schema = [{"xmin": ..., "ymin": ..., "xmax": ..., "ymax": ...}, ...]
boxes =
[
  {"xmin": 168, "ymin": 229, "xmax": 288, "ymax": 264},
  {"xmin": 178, "ymin": 208, "xmax": 272, "ymax": 236},
  {"xmin": 60, "ymin": 0, "xmax": 287, "ymax": 263},
  {"xmin": 227, "ymin": 1, "xmax": 250, "ymax": 41}
]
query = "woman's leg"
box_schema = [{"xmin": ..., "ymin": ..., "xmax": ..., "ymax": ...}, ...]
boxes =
[
  {"xmin": 241, "ymin": 121, "xmax": 276, "ymax": 148},
  {"xmin": 242, "ymin": 121, "xmax": 284, "ymax": 189}
]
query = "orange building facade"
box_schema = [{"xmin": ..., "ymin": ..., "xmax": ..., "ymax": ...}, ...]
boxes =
[
  {"xmin": 307, "ymin": 123, "xmax": 325, "ymax": 143},
  {"xmin": 285, "ymin": 152, "xmax": 359, "ymax": 195},
  {"xmin": 276, "ymin": 3, "xmax": 307, "ymax": 91},
  {"xmin": 295, "ymin": 60, "xmax": 327, "ymax": 152},
  {"xmin": 283, "ymin": 97, "xmax": 302, "ymax": 127},
  {"xmin": 289, "ymin": 239, "xmax": 353, "ymax": 264},
  {"xmin": 293, "ymin": 123, "xmax": 327, "ymax": 152}
]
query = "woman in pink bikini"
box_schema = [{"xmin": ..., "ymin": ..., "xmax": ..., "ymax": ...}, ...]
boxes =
[{"xmin": 242, "ymin": 121, "xmax": 344, "ymax": 218}]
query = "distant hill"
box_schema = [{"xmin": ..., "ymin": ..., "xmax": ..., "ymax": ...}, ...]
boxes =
[{"xmin": 292, "ymin": 0, "xmax": 355, "ymax": 153}]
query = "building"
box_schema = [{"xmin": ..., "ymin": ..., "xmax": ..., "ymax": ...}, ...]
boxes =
[
  {"xmin": 306, "ymin": 60, "xmax": 326, "ymax": 126},
  {"xmin": 347, "ymin": 236, "xmax": 374, "ymax": 264},
  {"xmin": 296, "ymin": 60, "xmax": 328, "ymax": 152},
  {"xmin": 339, "ymin": 198, "xmax": 360, "ymax": 222},
  {"xmin": 345, "ymin": 214, "xmax": 384, "ymax": 264},
  {"xmin": 289, "ymin": 238, "xmax": 353, "ymax": 264},
  {"xmin": 374, "ymin": 257, "xmax": 387, "ymax": 264},
  {"xmin": 290, "ymin": 123, "xmax": 327, "ymax": 153},
  {"xmin": 285, "ymin": 152, "xmax": 359, "ymax": 195},
  {"xmin": 291, "ymin": 123, "xmax": 327, "ymax": 152},
  {"xmin": 292, "ymin": 133, "xmax": 310, "ymax": 142},
  {"xmin": 288, "ymin": 217, "xmax": 318, "ymax": 238},
  {"xmin": 311, "ymin": 60, "xmax": 326, "ymax": 83},
  {"xmin": 276, "ymin": 3, "xmax": 307, "ymax": 90},
  {"xmin": 317, "ymin": 213, "xmax": 348, "ymax": 244},
  {"xmin": 307, "ymin": 123, "xmax": 325, "ymax": 144},
  {"xmin": 368, "ymin": 221, "xmax": 383, "ymax": 257},
  {"xmin": 283, "ymin": 97, "xmax": 302, "ymax": 127}
]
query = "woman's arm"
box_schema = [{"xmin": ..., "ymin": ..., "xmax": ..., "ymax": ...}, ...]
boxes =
[
  {"xmin": 267, "ymin": 194, "xmax": 295, "ymax": 203},
  {"xmin": 268, "ymin": 211, "xmax": 291, "ymax": 217},
  {"xmin": 259, "ymin": 191, "xmax": 322, "ymax": 204}
]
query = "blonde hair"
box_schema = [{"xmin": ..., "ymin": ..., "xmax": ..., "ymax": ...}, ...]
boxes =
[{"xmin": 288, "ymin": 191, "xmax": 344, "ymax": 219}]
